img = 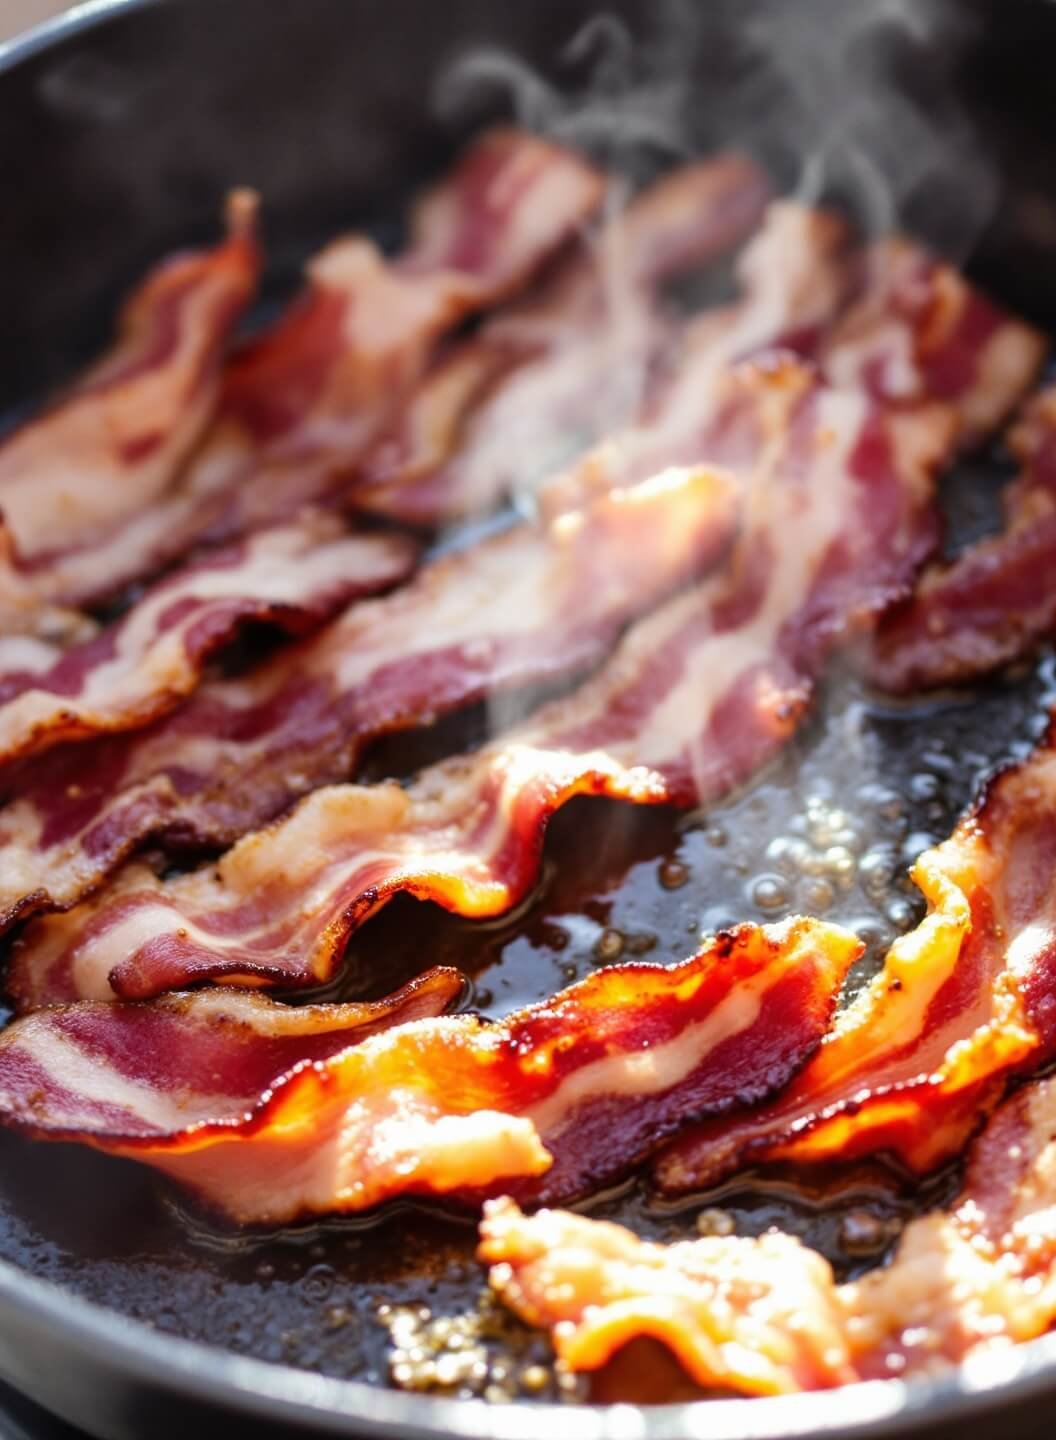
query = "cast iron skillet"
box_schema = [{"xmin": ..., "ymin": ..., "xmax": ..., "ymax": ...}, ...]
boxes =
[{"xmin": 5, "ymin": 1, "xmax": 1056, "ymax": 1436}]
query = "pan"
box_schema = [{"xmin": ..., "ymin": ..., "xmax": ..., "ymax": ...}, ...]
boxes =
[{"xmin": 3, "ymin": 1, "xmax": 1056, "ymax": 1436}]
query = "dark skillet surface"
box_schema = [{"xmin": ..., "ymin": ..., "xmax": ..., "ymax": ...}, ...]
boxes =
[{"xmin": 5, "ymin": 0, "xmax": 1056, "ymax": 1431}]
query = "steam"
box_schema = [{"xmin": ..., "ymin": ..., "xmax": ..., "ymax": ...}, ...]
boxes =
[
  {"xmin": 436, "ymin": 9, "xmax": 697, "ymax": 184},
  {"xmin": 435, "ymin": 2, "xmax": 1001, "ymax": 919},
  {"xmin": 732, "ymin": 0, "xmax": 995, "ymax": 257},
  {"xmin": 438, "ymin": 0, "xmax": 995, "ymax": 255}
]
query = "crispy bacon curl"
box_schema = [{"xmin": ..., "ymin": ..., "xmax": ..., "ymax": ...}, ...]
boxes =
[
  {"xmin": 0, "ymin": 918, "xmax": 857, "ymax": 1224},
  {"xmin": 483, "ymin": 1072, "xmax": 1056, "ymax": 1394},
  {"xmin": 654, "ymin": 709, "xmax": 1056, "ymax": 1194}
]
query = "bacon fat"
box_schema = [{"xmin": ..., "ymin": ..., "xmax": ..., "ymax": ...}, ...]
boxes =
[{"xmin": 0, "ymin": 918, "xmax": 857, "ymax": 1224}]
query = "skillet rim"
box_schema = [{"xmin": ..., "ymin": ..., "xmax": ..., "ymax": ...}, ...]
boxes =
[{"xmin": 2, "ymin": 1, "xmax": 1056, "ymax": 1435}]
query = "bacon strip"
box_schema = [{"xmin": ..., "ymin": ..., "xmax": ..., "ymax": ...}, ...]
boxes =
[
  {"xmin": 820, "ymin": 235, "xmax": 1045, "ymax": 445},
  {"xmin": 483, "ymin": 1072, "xmax": 1056, "ymax": 1394},
  {"xmin": 0, "ymin": 465, "xmax": 737, "ymax": 934},
  {"xmin": 354, "ymin": 154, "xmax": 776, "ymax": 523},
  {"xmin": 360, "ymin": 213, "xmax": 1044, "ymax": 528},
  {"xmin": 29, "ymin": 131, "xmax": 604, "ymax": 609},
  {"xmin": 0, "ymin": 517, "xmax": 417, "ymax": 766},
  {"xmin": 0, "ymin": 918, "xmax": 858, "ymax": 1224},
  {"xmin": 869, "ymin": 384, "xmax": 1056, "ymax": 692},
  {"xmin": 0, "ymin": 191, "xmax": 259, "ymax": 588},
  {"xmin": 7, "ymin": 357, "xmax": 954, "ymax": 1005},
  {"xmin": 654, "ymin": 707, "xmax": 1056, "ymax": 1195}
]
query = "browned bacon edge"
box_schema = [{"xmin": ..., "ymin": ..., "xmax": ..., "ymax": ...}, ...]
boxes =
[
  {"xmin": 6, "ymin": 356, "xmax": 954, "ymax": 1006},
  {"xmin": 868, "ymin": 383, "xmax": 1056, "ymax": 692},
  {"xmin": 482, "ymin": 1070, "xmax": 1056, "ymax": 1395},
  {"xmin": 0, "ymin": 466, "xmax": 737, "ymax": 935},
  {"xmin": 653, "ymin": 704, "xmax": 1056, "ymax": 1195},
  {"xmin": 22, "ymin": 129, "xmax": 605, "ymax": 611},
  {"xmin": 0, "ymin": 917, "xmax": 858, "ymax": 1224},
  {"xmin": 0, "ymin": 191, "xmax": 260, "ymax": 600},
  {"xmin": 0, "ymin": 517, "xmax": 418, "ymax": 766}
]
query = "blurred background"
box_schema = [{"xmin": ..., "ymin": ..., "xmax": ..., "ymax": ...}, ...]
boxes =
[{"xmin": 2, "ymin": 1, "xmax": 69, "ymax": 43}]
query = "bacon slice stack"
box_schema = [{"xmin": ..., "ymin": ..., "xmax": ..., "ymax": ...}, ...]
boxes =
[
  {"xmin": 869, "ymin": 383, "xmax": 1056, "ymax": 691},
  {"xmin": 0, "ymin": 200, "xmax": 862, "ymax": 939},
  {"xmin": 6, "ymin": 357, "xmax": 955, "ymax": 1003},
  {"xmin": 0, "ymin": 918, "xmax": 857, "ymax": 1224},
  {"xmin": 14, "ymin": 130, "xmax": 605, "ymax": 612},
  {"xmin": 0, "ymin": 464, "xmax": 737, "ymax": 931},
  {"xmin": 482, "ymin": 1070, "xmax": 1056, "ymax": 1394}
]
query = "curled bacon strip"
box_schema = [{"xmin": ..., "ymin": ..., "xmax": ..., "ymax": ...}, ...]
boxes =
[
  {"xmin": 7, "ymin": 357, "xmax": 953, "ymax": 1004},
  {"xmin": 0, "ymin": 517, "xmax": 417, "ymax": 766},
  {"xmin": 820, "ymin": 235, "xmax": 1045, "ymax": 445},
  {"xmin": 355, "ymin": 154, "xmax": 776, "ymax": 523},
  {"xmin": 0, "ymin": 191, "xmax": 259, "ymax": 583},
  {"xmin": 869, "ymin": 385, "xmax": 1056, "ymax": 692},
  {"xmin": 483, "ymin": 1072, "xmax": 1056, "ymax": 1394},
  {"xmin": 34, "ymin": 130, "xmax": 604, "ymax": 608},
  {"xmin": 0, "ymin": 465, "xmax": 737, "ymax": 933},
  {"xmin": 0, "ymin": 918, "xmax": 858, "ymax": 1224},
  {"xmin": 654, "ymin": 709, "xmax": 1056, "ymax": 1195}
]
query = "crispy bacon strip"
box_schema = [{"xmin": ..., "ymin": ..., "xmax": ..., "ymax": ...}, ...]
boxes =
[
  {"xmin": 483, "ymin": 1073, "xmax": 1056, "ymax": 1393},
  {"xmin": 654, "ymin": 709, "xmax": 1056, "ymax": 1195},
  {"xmin": 355, "ymin": 154, "xmax": 776, "ymax": 523},
  {"xmin": 0, "ymin": 192, "xmax": 259, "ymax": 586},
  {"xmin": 820, "ymin": 235, "xmax": 1045, "ymax": 445},
  {"xmin": 0, "ymin": 517, "xmax": 417, "ymax": 766},
  {"xmin": 361, "ymin": 212, "xmax": 1043, "ymax": 528},
  {"xmin": 869, "ymin": 385, "xmax": 1056, "ymax": 691},
  {"xmin": 7, "ymin": 357, "xmax": 954, "ymax": 1004},
  {"xmin": 0, "ymin": 466, "xmax": 737, "ymax": 933},
  {"xmin": 0, "ymin": 919, "xmax": 858, "ymax": 1224},
  {"xmin": 30, "ymin": 130, "xmax": 604, "ymax": 609}
]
